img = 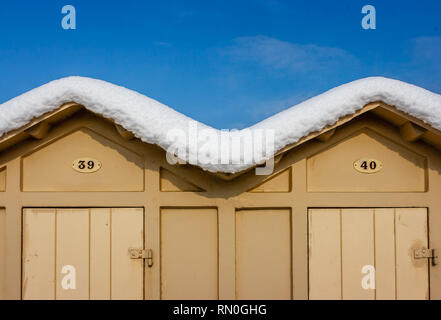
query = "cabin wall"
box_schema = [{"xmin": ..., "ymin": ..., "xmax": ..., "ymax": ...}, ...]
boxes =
[{"xmin": 0, "ymin": 111, "xmax": 440, "ymax": 300}]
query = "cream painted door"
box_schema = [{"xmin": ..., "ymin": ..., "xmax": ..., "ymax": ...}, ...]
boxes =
[
  {"xmin": 308, "ymin": 208, "xmax": 430, "ymax": 300},
  {"xmin": 22, "ymin": 208, "xmax": 144, "ymax": 300},
  {"xmin": 159, "ymin": 208, "xmax": 292, "ymax": 300},
  {"xmin": 235, "ymin": 209, "xmax": 292, "ymax": 300},
  {"xmin": 160, "ymin": 208, "xmax": 218, "ymax": 300}
]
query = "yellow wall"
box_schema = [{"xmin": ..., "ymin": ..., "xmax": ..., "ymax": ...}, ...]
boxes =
[{"xmin": 0, "ymin": 110, "xmax": 440, "ymax": 300}]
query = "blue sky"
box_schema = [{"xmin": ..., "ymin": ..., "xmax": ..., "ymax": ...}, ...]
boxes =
[{"xmin": 0, "ymin": 0, "xmax": 440, "ymax": 129}]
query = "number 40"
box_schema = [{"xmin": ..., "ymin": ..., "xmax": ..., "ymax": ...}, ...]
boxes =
[{"xmin": 361, "ymin": 160, "xmax": 377, "ymax": 170}]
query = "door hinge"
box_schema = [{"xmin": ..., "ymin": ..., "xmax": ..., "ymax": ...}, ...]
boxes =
[
  {"xmin": 128, "ymin": 248, "xmax": 153, "ymax": 267},
  {"xmin": 414, "ymin": 248, "xmax": 438, "ymax": 266}
]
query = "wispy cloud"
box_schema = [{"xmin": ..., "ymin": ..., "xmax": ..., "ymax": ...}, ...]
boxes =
[
  {"xmin": 248, "ymin": 92, "xmax": 317, "ymax": 120},
  {"xmin": 410, "ymin": 36, "xmax": 441, "ymax": 69},
  {"xmin": 224, "ymin": 35, "xmax": 358, "ymax": 74},
  {"xmin": 393, "ymin": 36, "xmax": 441, "ymax": 92},
  {"xmin": 153, "ymin": 41, "xmax": 172, "ymax": 47},
  {"xmin": 206, "ymin": 35, "xmax": 360, "ymax": 127}
]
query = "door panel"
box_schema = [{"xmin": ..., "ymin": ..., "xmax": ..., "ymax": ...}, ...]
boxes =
[
  {"xmin": 22, "ymin": 209, "xmax": 56, "ymax": 300},
  {"xmin": 395, "ymin": 208, "xmax": 429, "ymax": 300},
  {"xmin": 90, "ymin": 208, "xmax": 111, "ymax": 300},
  {"xmin": 341, "ymin": 209, "xmax": 375, "ymax": 300},
  {"xmin": 374, "ymin": 209, "xmax": 396, "ymax": 300},
  {"xmin": 22, "ymin": 208, "xmax": 144, "ymax": 300},
  {"xmin": 308, "ymin": 208, "xmax": 429, "ymax": 300},
  {"xmin": 55, "ymin": 209, "xmax": 89, "ymax": 300},
  {"xmin": 308, "ymin": 209, "xmax": 341, "ymax": 300},
  {"xmin": 160, "ymin": 208, "xmax": 218, "ymax": 300},
  {"xmin": 235, "ymin": 209, "xmax": 292, "ymax": 300},
  {"xmin": 111, "ymin": 208, "xmax": 144, "ymax": 300}
]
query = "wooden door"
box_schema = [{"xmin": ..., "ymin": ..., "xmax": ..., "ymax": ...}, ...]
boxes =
[
  {"xmin": 22, "ymin": 208, "xmax": 144, "ymax": 300},
  {"xmin": 308, "ymin": 208, "xmax": 429, "ymax": 300},
  {"xmin": 235, "ymin": 209, "xmax": 292, "ymax": 300},
  {"xmin": 160, "ymin": 208, "xmax": 218, "ymax": 300}
]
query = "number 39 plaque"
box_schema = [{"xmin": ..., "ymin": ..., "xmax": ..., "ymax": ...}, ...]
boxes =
[{"xmin": 72, "ymin": 158, "xmax": 102, "ymax": 173}]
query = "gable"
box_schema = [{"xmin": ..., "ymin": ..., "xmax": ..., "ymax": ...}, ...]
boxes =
[
  {"xmin": 21, "ymin": 128, "xmax": 144, "ymax": 192},
  {"xmin": 160, "ymin": 167, "xmax": 205, "ymax": 192},
  {"xmin": 248, "ymin": 168, "xmax": 292, "ymax": 193},
  {"xmin": 307, "ymin": 127, "xmax": 427, "ymax": 192}
]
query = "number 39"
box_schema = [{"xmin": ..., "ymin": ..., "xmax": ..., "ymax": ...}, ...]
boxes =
[
  {"xmin": 78, "ymin": 160, "xmax": 95, "ymax": 170},
  {"xmin": 73, "ymin": 158, "xmax": 101, "ymax": 173}
]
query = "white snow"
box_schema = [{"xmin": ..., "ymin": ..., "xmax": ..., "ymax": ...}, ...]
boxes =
[{"xmin": 1, "ymin": 76, "xmax": 441, "ymax": 173}]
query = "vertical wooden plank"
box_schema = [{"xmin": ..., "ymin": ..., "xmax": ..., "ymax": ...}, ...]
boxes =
[
  {"xmin": 161, "ymin": 208, "xmax": 218, "ymax": 300},
  {"xmin": 56, "ymin": 209, "xmax": 89, "ymax": 300},
  {"xmin": 292, "ymin": 159, "xmax": 308, "ymax": 300},
  {"xmin": 218, "ymin": 204, "xmax": 236, "ymax": 300},
  {"xmin": 375, "ymin": 209, "xmax": 396, "ymax": 300},
  {"xmin": 0, "ymin": 208, "xmax": 5, "ymax": 299},
  {"xmin": 90, "ymin": 208, "xmax": 111, "ymax": 300},
  {"xmin": 395, "ymin": 208, "xmax": 429, "ymax": 300},
  {"xmin": 235, "ymin": 209, "xmax": 291, "ymax": 300},
  {"xmin": 5, "ymin": 158, "xmax": 23, "ymax": 299},
  {"xmin": 341, "ymin": 209, "xmax": 375, "ymax": 300},
  {"xmin": 22, "ymin": 208, "xmax": 56, "ymax": 300},
  {"xmin": 0, "ymin": 168, "xmax": 5, "ymax": 192},
  {"xmin": 111, "ymin": 208, "xmax": 144, "ymax": 300},
  {"xmin": 308, "ymin": 209, "xmax": 341, "ymax": 300},
  {"xmin": 144, "ymin": 158, "xmax": 160, "ymax": 300}
]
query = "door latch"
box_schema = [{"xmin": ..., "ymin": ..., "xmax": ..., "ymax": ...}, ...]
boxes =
[
  {"xmin": 414, "ymin": 248, "xmax": 438, "ymax": 266},
  {"xmin": 128, "ymin": 248, "xmax": 153, "ymax": 267}
]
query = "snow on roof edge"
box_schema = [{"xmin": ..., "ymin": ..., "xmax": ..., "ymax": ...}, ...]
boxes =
[{"xmin": 1, "ymin": 76, "xmax": 441, "ymax": 174}]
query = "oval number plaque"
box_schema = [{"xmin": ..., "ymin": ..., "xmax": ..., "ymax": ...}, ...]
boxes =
[
  {"xmin": 353, "ymin": 158, "xmax": 383, "ymax": 174},
  {"xmin": 72, "ymin": 158, "xmax": 102, "ymax": 173}
]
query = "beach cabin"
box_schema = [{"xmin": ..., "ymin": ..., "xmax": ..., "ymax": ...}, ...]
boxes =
[{"xmin": 0, "ymin": 77, "xmax": 440, "ymax": 300}]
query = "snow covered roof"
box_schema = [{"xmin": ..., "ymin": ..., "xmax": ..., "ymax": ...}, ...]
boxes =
[{"xmin": 1, "ymin": 76, "xmax": 441, "ymax": 173}]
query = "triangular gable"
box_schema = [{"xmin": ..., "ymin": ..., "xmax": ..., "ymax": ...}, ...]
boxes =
[
  {"xmin": 248, "ymin": 168, "xmax": 292, "ymax": 193},
  {"xmin": 160, "ymin": 168, "xmax": 205, "ymax": 192}
]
